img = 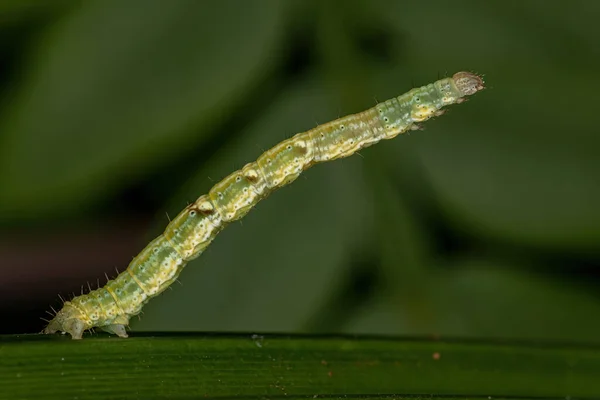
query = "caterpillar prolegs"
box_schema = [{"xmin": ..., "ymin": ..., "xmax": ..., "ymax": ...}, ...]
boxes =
[{"xmin": 43, "ymin": 72, "xmax": 485, "ymax": 339}]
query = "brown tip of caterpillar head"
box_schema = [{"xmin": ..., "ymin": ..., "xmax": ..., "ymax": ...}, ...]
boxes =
[
  {"xmin": 42, "ymin": 303, "xmax": 88, "ymax": 340},
  {"xmin": 453, "ymin": 71, "xmax": 485, "ymax": 96}
]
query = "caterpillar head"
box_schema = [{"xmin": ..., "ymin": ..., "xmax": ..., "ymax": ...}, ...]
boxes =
[
  {"xmin": 453, "ymin": 72, "xmax": 485, "ymax": 96},
  {"xmin": 43, "ymin": 302, "xmax": 89, "ymax": 340}
]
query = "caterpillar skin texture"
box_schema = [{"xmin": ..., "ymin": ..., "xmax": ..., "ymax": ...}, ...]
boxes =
[{"xmin": 43, "ymin": 71, "xmax": 485, "ymax": 339}]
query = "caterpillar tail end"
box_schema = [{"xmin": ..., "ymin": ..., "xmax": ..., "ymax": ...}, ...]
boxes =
[
  {"xmin": 43, "ymin": 302, "xmax": 130, "ymax": 340},
  {"xmin": 42, "ymin": 302, "xmax": 90, "ymax": 340},
  {"xmin": 43, "ymin": 311, "xmax": 86, "ymax": 340},
  {"xmin": 453, "ymin": 71, "xmax": 485, "ymax": 96}
]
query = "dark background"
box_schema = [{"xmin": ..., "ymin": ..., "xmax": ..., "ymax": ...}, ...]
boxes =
[{"xmin": 1, "ymin": 0, "xmax": 599, "ymax": 342}]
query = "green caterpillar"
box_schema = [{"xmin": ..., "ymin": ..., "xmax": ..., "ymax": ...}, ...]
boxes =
[{"xmin": 44, "ymin": 71, "xmax": 485, "ymax": 339}]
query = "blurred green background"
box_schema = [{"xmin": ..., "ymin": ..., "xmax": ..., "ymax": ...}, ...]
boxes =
[{"xmin": 0, "ymin": 0, "xmax": 599, "ymax": 342}]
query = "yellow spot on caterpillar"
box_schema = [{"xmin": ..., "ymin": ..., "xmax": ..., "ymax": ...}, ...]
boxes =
[
  {"xmin": 411, "ymin": 104, "xmax": 437, "ymax": 122},
  {"xmin": 198, "ymin": 200, "xmax": 214, "ymax": 213}
]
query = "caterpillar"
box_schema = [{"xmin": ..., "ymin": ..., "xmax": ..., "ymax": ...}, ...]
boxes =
[{"xmin": 43, "ymin": 71, "xmax": 485, "ymax": 339}]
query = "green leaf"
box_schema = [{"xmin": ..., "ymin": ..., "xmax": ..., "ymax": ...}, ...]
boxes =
[
  {"xmin": 2, "ymin": 334, "xmax": 599, "ymax": 399},
  {"xmin": 0, "ymin": 0, "xmax": 288, "ymax": 219},
  {"xmin": 374, "ymin": 0, "xmax": 600, "ymax": 252},
  {"xmin": 0, "ymin": 0, "xmax": 72, "ymax": 25},
  {"xmin": 347, "ymin": 257, "xmax": 600, "ymax": 343}
]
